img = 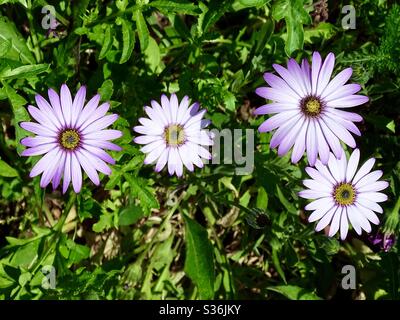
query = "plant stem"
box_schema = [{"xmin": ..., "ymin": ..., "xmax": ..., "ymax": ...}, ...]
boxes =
[{"xmin": 26, "ymin": 0, "xmax": 43, "ymax": 63}]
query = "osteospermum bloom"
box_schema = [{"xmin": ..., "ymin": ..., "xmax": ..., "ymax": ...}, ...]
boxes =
[
  {"xmin": 20, "ymin": 84, "xmax": 122, "ymax": 193},
  {"xmin": 255, "ymin": 52, "xmax": 368, "ymax": 166},
  {"xmin": 299, "ymin": 149, "xmax": 389, "ymax": 240},
  {"xmin": 133, "ymin": 94, "xmax": 213, "ymax": 177}
]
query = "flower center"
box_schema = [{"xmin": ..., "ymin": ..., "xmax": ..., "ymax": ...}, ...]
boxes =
[
  {"xmin": 333, "ymin": 183, "xmax": 356, "ymax": 206},
  {"xmin": 300, "ymin": 96, "xmax": 323, "ymax": 117},
  {"xmin": 164, "ymin": 124, "xmax": 185, "ymax": 147},
  {"xmin": 59, "ymin": 129, "xmax": 81, "ymax": 150}
]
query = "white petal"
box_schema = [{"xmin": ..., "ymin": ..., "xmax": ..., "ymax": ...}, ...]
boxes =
[
  {"xmin": 302, "ymin": 179, "xmax": 332, "ymax": 193},
  {"xmin": 347, "ymin": 205, "xmax": 362, "ymax": 235},
  {"xmin": 356, "ymin": 197, "xmax": 383, "ymax": 213},
  {"xmin": 327, "ymin": 152, "xmax": 342, "ymax": 182},
  {"xmin": 358, "ymin": 192, "xmax": 388, "ymax": 203},
  {"xmin": 315, "ymin": 205, "xmax": 336, "ymax": 232},
  {"xmin": 298, "ymin": 189, "xmax": 331, "ymax": 199},
  {"xmin": 305, "ymin": 166, "xmax": 335, "ymax": 186},
  {"xmin": 352, "ymin": 158, "xmax": 375, "ymax": 185},
  {"xmin": 308, "ymin": 203, "xmax": 335, "ymax": 222},
  {"xmin": 340, "ymin": 208, "xmax": 349, "ymax": 240},
  {"xmin": 355, "ymin": 203, "xmax": 380, "ymax": 225},
  {"xmin": 305, "ymin": 197, "xmax": 334, "ymax": 211},
  {"xmin": 345, "ymin": 148, "xmax": 360, "ymax": 182},
  {"xmin": 354, "ymin": 170, "xmax": 383, "ymax": 189},
  {"xmin": 358, "ymin": 181, "xmax": 389, "ymax": 193},
  {"xmin": 328, "ymin": 207, "xmax": 342, "ymax": 237}
]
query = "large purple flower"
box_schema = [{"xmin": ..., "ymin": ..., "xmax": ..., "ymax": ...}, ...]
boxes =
[
  {"xmin": 133, "ymin": 94, "xmax": 213, "ymax": 177},
  {"xmin": 299, "ymin": 149, "xmax": 389, "ymax": 240},
  {"xmin": 255, "ymin": 52, "xmax": 368, "ymax": 166},
  {"xmin": 20, "ymin": 84, "xmax": 122, "ymax": 193}
]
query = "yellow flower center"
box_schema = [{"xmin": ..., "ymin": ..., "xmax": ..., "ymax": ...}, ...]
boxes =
[
  {"xmin": 334, "ymin": 183, "xmax": 356, "ymax": 206},
  {"xmin": 164, "ymin": 124, "xmax": 185, "ymax": 147},
  {"xmin": 301, "ymin": 96, "xmax": 323, "ymax": 117},
  {"xmin": 305, "ymin": 99, "xmax": 321, "ymax": 114},
  {"xmin": 60, "ymin": 129, "xmax": 80, "ymax": 150}
]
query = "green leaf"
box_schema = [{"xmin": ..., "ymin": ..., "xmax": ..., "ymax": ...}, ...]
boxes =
[
  {"xmin": 267, "ymin": 285, "xmax": 322, "ymax": 300},
  {"xmin": 0, "ymin": 38, "xmax": 11, "ymax": 57},
  {"xmin": 124, "ymin": 174, "xmax": 159, "ymax": 213},
  {"xmin": 256, "ymin": 186, "xmax": 268, "ymax": 210},
  {"xmin": 148, "ymin": 0, "xmax": 200, "ymax": 15},
  {"xmin": 116, "ymin": 0, "xmax": 129, "ymax": 11},
  {"xmin": 233, "ymin": 0, "xmax": 270, "ymax": 10},
  {"xmin": 99, "ymin": 25, "xmax": 113, "ymax": 60},
  {"xmin": 304, "ymin": 22, "xmax": 337, "ymax": 44},
  {"xmin": 3, "ymin": 83, "xmax": 29, "ymax": 155},
  {"xmin": 199, "ymin": 0, "xmax": 232, "ymax": 34},
  {"xmin": 134, "ymin": 9, "xmax": 149, "ymax": 52},
  {"xmin": 99, "ymin": 79, "xmax": 114, "ymax": 101},
  {"xmin": 271, "ymin": 247, "xmax": 286, "ymax": 283},
  {"xmin": 272, "ymin": 0, "xmax": 311, "ymax": 55},
  {"xmin": 254, "ymin": 19, "xmax": 274, "ymax": 56},
  {"xmin": 59, "ymin": 238, "xmax": 90, "ymax": 265},
  {"xmin": 93, "ymin": 212, "xmax": 114, "ymax": 233},
  {"xmin": 276, "ymin": 185, "xmax": 297, "ymax": 214},
  {"xmin": 386, "ymin": 120, "xmax": 396, "ymax": 133},
  {"xmin": 0, "ymin": 159, "xmax": 19, "ymax": 177},
  {"xmin": 144, "ymin": 37, "xmax": 160, "ymax": 72},
  {"xmin": 0, "ymin": 0, "xmax": 28, "ymax": 7},
  {"xmin": 0, "ymin": 63, "xmax": 50, "ymax": 80},
  {"xmin": 183, "ymin": 214, "xmax": 215, "ymax": 299},
  {"xmin": 0, "ymin": 15, "xmax": 35, "ymax": 64},
  {"xmin": 118, "ymin": 204, "xmax": 144, "ymax": 226},
  {"xmin": 119, "ymin": 19, "xmax": 136, "ymax": 64}
]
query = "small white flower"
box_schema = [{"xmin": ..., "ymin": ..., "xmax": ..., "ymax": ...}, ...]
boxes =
[
  {"xmin": 299, "ymin": 149, "xmax": 389, "ymax": 240},
  {"xmin": 133, "ymin": 94, "xmax": 213, "ymax": 177}
]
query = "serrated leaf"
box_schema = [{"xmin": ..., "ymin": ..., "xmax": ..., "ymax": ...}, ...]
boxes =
[
  {"xmin": 183, "ymin": 214, "xmax": 215, "ymax": 299},
  {"xmin": 99, "ymin": 25, "xmax": 113, "ymax": 60},
  {"xmin": 93, "ymin": 213, "xmax": 114, "ymax": 233},
  {"xmin": 0, "ymin": 38, "xmax": 11, "ymax": 57},
  {"xmin": 3, "ymin": 83, "xmax": 29, "ymax": 155},
  {"xmin": 304, "ymin": 22, "xmax": 337, "ymax": 43},
  {"xmin": 0, "ymin": 0, "xmax": 28, "ymax": 7},
  {"xmin": 0, "ymin": 15, "xmax": 35, "ymax": 64},
  {"xmin": 272, "ymin": 0, "xmax": 311, "ymax": 55},
  {"xmin": 0, "ymin": 63, "xmax": 49, "ymax": 80},
  {"xmin": 99, "ymin": 79, "xmax": 114, "ymax": 101},
  {"xmin": 134, "ymin": 9, "xmax": 149, "ymax": 52},
  {"xmin": 148, "ymin": 0, "xmax": 200, "ymax": 15},
  {"xmin": 120, "ymin": 19, "xmax": 135, "ymax": 63},
  {"xmin": 124, "ymin": 173, "xmax": 159, "ymax": 213},
  {"xmin": 199, "ymin": 0, "xmax": 232, "ymax": 34}
]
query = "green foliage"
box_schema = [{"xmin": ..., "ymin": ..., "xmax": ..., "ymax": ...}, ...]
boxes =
[
  {"xmin": 0, "ymin": 0, "xmax": 399, "ymax": 301},
  {"xmin": 183, "ymin": 214, "xmax": 215, "ymax": 299}
]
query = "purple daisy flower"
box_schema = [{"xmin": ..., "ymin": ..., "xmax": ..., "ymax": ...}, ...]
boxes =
[
  {"xmin": 133, "ymin": 94, "xmax": 213, "ymax": 177},
  {"xmin": 255, "ymin": 52, "xmax": 368, "ymax": 166},
  {"xmin": 20, "ymin": 84, "xmax": 122, "ymax": 193},
  {"xmin": 299, "ymin": 149, "xmax": 389, "ymax": 240}
]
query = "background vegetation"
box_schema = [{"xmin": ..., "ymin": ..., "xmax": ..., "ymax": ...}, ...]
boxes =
[{"xmin": 0, "ymin": 0, "xmax": 399, "ymax": 300}]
